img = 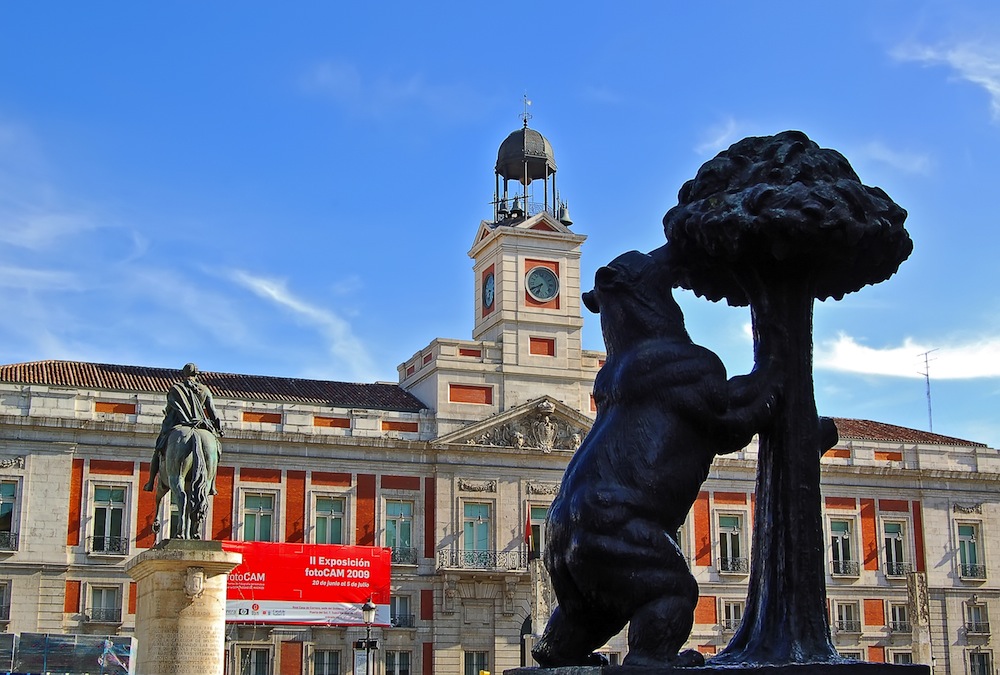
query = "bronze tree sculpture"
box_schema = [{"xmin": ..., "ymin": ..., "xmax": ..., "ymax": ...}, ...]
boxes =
[{"xmin": 662, "ymin": 130, "xmax": 911, "ymax": 664}]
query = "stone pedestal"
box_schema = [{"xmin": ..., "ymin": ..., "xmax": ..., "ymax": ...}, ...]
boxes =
[{"xmin": 126, "ymin": 539, "xmax": 242, "ymax": 675}]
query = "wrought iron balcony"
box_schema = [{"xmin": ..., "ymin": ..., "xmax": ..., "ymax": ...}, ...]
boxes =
[
  {"xmin": 391, "ymin": 547, "xmax": 417, "ymax": 565},
  {"xmin": 721, "ymin": 618, "xmax": 741, "ymax": 631},
  {"xmin": 888, "ymin": 621, "xmax": 912, "ymax": 633},
  {"xmin": 88, "ymin": 536, "xmax": 129, "ymax": 555},
  {"xmin": 0, "ymin": 531, "xmax": 18, "ymax": 551},
  {"xmin": 966, "ymin": 621, "xmax": 991, "ymax": 635},
  {"xmin": 961, "ymin": 563, "xmax": 987, "ymax": 579},
  {"xmin": 87, "ymin": 607, "xmax": 122, "ymax": 623},
  {"xmin": 884, "ymin": 561, "xmax": 913, "ymax": 577},
  {"xmin": 0, "ymin": 604, "xmax": 8, "ymax": 621},
  {"xmin": 836, "ymin": 619, "xmax": 862, "ymax": 633},
  {"xmin": 391, "ymin": 613, "xmax": 415, "ymax": 628},
  {"xmin": 438, "ymin": 549, "xmax": 527, "ymax": 571},
  {"xmin": 832, "ymin": 560, "xmax": 860, "ymax": 576},
  {"xmin": 718, "ymin": 557, "xmax": 749, "ymax": 573}
]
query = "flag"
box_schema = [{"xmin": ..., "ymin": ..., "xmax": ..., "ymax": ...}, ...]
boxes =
[{"xmin": 525, "ymin": 511, "xmax": 538, "ymax": 561}]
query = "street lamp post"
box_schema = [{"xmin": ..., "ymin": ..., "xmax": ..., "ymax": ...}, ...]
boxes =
[{"xmin": 362, "ymin": 596, "xmax": 377, "ymax": 675}]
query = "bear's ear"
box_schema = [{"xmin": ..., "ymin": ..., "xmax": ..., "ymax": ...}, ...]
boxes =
[{"xmin": 594, "ymin": 265, "xmax": 619, "ymax": 288}]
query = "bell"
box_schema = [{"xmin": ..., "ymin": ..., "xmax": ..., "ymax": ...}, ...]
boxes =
[{"xmin": 558, "ymin": 202, "xmax": 573, "ymax": 227}]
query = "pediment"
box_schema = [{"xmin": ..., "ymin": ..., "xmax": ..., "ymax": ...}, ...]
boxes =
[{"xmin": 435, "ymin": 396, "xmax": 593, "ymax": 452}]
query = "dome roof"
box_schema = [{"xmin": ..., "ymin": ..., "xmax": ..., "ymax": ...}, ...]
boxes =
[{"xmin": 495, "ymin": 125, "xmax": 557, "ymax": 184}]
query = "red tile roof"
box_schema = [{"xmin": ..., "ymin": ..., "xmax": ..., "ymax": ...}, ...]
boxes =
[
  {"xmin": 0, "ymin": 360, "xmax": 427, "ymax": 413},
  {"xmin": 834, "ymin": 417, "xmax": 984, "ymax": 448}
]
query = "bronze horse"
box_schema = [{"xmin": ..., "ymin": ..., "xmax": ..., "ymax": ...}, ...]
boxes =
[{"xmin": 152, "ymin": 425, "xmax": 219, "ymax": 539}]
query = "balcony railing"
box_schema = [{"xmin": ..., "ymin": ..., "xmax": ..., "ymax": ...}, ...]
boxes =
[
  {"xmin": 718, "ymin": 557, "xmax": 749, "ymax": 573},
  {"xmin": 888, "ymin": 621, "xmax": 912, "ymax": 633},
  {"xmin": 438, "ymin": 549, "xmax": 527, "ymax": 571},
  {"xmin": 88, "ymin": 536, "xmax": 129, "ymax": 555},
  {"xmin": 961, "ymin": 563, "xmax": 987, "ymax": 579},
  {"xmin": 721, "ymin": 618, "xmax": 741, "ymax": 631},
  {"xmin": 0, "ymin": 531, "xmax": 17, "ymax": 551},
  {"xmin": 391, "ymin": 547, "xmax": 418, "ymax": 565},
  {"xmin": 966, "ymin": 621, "xmax": 991, "ymax": 635},
  {"xmin": 884, "ymin": 561, "xmax": 913, "ymax": 577},
  {"xmin": 87, "ymin": 607, "xmax": 122, "ymax": 623},
  {"xmin": 0, "ymin": 604, "xmax": 8, "ymax": 621},
  {"xmin": 391, "ymin": 613, "xmax": 415, "ymax": 628},
  {"xmin": 832, "ymin": 560, "xmax": 860, "ymax": 576},
  {"xmin": 836, "ymin": 620, "xmax": 862, "ymax": 633}
]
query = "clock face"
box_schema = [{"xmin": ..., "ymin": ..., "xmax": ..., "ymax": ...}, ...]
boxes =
[
  {"xmin": 525, "ymin": 266, "xmax": 559, "ymax": 302},
  {"xmin": 483, "ymin": 273, "xmax": 495, "ymax": 309}
]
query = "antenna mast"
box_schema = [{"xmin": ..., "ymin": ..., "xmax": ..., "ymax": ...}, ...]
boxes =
[{"xmin": 918, "ymin": 349, "xmax": 939, "ymax": 432}]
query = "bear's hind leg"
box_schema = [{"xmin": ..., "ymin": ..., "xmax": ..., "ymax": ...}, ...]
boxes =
[
  {"xmin": 532, "ymin": 605, "xmax": 622, "ymax": 668},
  {"xmin": 622, "ymin": 566, "xmax": 702, "ymax": 667}
]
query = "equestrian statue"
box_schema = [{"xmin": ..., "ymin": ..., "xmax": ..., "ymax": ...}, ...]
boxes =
[{"xmin": 145, "ymin": 362, "xmax": 223, "ymax": 539}]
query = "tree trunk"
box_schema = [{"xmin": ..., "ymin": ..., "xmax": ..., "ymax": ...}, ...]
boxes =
[{"xmin": 713, "ymin": 285, "xmax": 839, "ymax": 664}]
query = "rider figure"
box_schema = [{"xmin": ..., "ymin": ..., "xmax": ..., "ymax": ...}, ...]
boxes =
[{"xmin": 143, "ymin": 363, "xmax": 224, "ymax": 493}]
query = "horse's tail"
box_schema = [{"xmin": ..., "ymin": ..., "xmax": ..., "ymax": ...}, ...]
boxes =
[{"xmin": 189, "ymin": 431, "xmax": 211, "ymax": 521}]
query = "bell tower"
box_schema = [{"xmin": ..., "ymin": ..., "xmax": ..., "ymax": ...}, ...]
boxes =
[
  {"xmin": 398, "ymin": 113, "xmax": 600, "ymax": 435},
  {"xmin": 470, "ymin": 117, "xmax": 586, "ymax": 360}
]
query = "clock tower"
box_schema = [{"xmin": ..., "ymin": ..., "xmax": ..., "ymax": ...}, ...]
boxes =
[
  {"xmin": 398, "ymin": 119, "xmax": 602, "ymax": 435},
  {"xmin": 470, "ymin": 120, "xmax": 586, "ymax": 361}
]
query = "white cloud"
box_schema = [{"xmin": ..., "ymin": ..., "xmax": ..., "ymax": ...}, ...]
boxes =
[
  {"xmin": 301, "ymin": 60, "xmax": 480, "ymax": 120},
  {"xmin": 0, "ymin": 266, "xmax": 78, "ymax": 291},
  {"xmin": 861, "ymin": 141, "xmax": 932, "ymax": 175},
  {"xmin": 695, "ymin": 117, "xmax": 739, "ymax": 156},
  {"xmin": 815, "ymin": 333, "xmax": 1000, "ymax": 379},
  {"xmin": 227, "ymin": 270, "xmax": 378, "ymax": 382},
  {"xmin": 893, "ymin": 41, "xmax": 1000, "ymax": 121}
]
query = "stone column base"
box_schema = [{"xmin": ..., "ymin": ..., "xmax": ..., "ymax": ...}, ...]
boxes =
[{"xmin": 126, "ymin": 539, "xmax": 243, "ymax": 675}]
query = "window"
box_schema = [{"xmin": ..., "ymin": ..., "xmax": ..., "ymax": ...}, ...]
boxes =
[
  {"xmin": 830, "ymin": 520, "xmax": 859, "ymax": 576},
  {"xmin": 970, "ymin": 651, "xmax": 993, "ymax": 675},
  {"xmin": 0, "ymin": 481, "xmax": 18, "ymax": 550},
  {"xmin": 718, "ymin": 515, "xmax": 747, "ymax": 573},
  {"xmin": 391, "ymin": 595, "xmax": 413, "ymax": 628},
  {"xmin": 722, "ymin": 600, "xmax": 744, "ymax": 630},
  {"xmin": 884, "ymin": 522, "xmax": 911, "ymax": 576},
  {"xmin": 88, "ymin": 586, "xmax": 121, "ymax": 623},
  {"xmin": 967, "ymin": 602, "xmax": 990, "ymax": 634},
  {"xmin": 91, "ymin": 486, "xmax": 128, "ymax": 555},
  {"xmin": 528, "ymin": 505, "xmax": 548, "ymax": 561},
  {"xmin": 464, "ymin": 650, "xmax": 489, "ymax": 675},
  {"xmin": 386, "ymin": 650, "xmax": 411, "ymax": 675},
  {"xmin": 892, "ymin": 653, "xmax": 913, "ymax": 665},
  {"xmin": 243, "ymin": 493, "xmax": 274, "ymax": 542},
  {"xmin": 889, "ymin": 603, "xmax": 911, "ymax": 633},
  {"xmin": 239, "ymin": 647, "xmax": 270, "ymax": 675},
  {"xmin": 835, "ymin": 602, "xmax": 861, "ymax": 633},
  {"xmin": 315, "ymin": 496, "xmax": 345, "ymax": 545},
  {"xmin": 838, "ymin": 651, "xmax": 862, "ymax": 660},
  {"xmin": 314, "ymin": 650, "xmax": 340, "ymax": 675},
  {"xmin": 386, "ymin": 500, "xmax": 415, "ymax": 564},
  {"xmin": 462, "ymin": 502, "xmax": 491, "ymax": 568},
  {"xmin": 0, "ymin": 581, "xmax": 9, "ymax": 621},
  {"xmin": 960, "ymin": 524, "xmax": 986, "ymax": 578}
]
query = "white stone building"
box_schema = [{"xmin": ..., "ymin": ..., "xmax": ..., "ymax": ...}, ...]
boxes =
[{"xmin": 0, "ymin": 123, "xmax": 996, "ymax": 675}]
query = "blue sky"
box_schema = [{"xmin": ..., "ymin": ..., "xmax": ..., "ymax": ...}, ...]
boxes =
[{"xmin": 2, "ymin": 3, "xmax": 1000, "ymax": 447}]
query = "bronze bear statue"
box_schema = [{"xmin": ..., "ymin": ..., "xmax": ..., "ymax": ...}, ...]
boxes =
[{"xmin": 532, "ymin": 247, "xmax": 780, "ymax": 668}]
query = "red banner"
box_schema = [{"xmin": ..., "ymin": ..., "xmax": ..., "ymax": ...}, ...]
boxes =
[{"xmin": 222, "ymin": 541, "xmax": 391, "ymax": 625}]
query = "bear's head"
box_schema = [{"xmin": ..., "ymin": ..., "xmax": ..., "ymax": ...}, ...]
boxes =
[{"xmin": 583, "ymin": 247, "xmax": 691, "ymax": 355}]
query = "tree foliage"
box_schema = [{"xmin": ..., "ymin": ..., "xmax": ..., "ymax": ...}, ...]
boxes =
[{"xmin": 663, "ymin": 130, "xmax": 911, "ymax": 305}]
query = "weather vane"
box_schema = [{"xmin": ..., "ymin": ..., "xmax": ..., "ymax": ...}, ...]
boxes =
[{"xmin": 520, "ymin": 93, "xmax": 532, "ymax": 127}]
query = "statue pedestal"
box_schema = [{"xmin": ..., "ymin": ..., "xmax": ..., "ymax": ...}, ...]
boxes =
[
  {"xmin": 506, "ymin": 665, "xmax": 929, "ymax": 675},
  {"xmin": 126, "ymin": 539, "xmax": 242, "ymax": 675}
]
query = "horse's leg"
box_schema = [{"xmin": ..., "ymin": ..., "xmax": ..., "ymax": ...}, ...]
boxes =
[
  {"xmin": 152, "ymin": 482, "xmax": 166, "ymax": 534},
  {"xmin": 168, "ymin": 472, "xmax": 188, "ymax": 539}
]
